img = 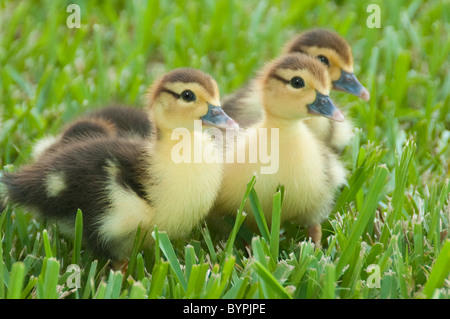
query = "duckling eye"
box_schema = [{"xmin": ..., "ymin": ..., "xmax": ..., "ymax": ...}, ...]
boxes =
[
  {"xmin": 181, "ymin": 90, "xmax": 196, "ymax": 102},
  {"xmin": 317, "ymin": 55, "xmax": 330, "ymax": 67},
  {"xmin": 290, "ymin": 77, "xmax": 305, "ymax": 89}
]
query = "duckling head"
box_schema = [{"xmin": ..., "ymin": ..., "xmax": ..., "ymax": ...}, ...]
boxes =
[
  {"xmin": 147, "ymin": 68, "xmax": 238, "ymax": 134},
  {"xmin": 259, "ymin": 52, "xmax": 344, "ymax": 122},
  {"xmin": 283, "ymin": 29, "xmax": 370, "ymax": 101}
]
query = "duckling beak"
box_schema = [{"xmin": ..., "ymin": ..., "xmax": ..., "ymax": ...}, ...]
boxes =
[
  {"xmin": 307, "ymin": 91, "xmax": 345, "ymax": 122},
  {"xmin": 333, "ymin": 70, "xmax": 370, "ymax": 101},
  {"xmin": 201, "ymin": 103, "xmax": 240, "ymax": 129}
]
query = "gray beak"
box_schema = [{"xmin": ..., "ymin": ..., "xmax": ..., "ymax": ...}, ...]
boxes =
[
  {"xmin": 307, "ymin": 91, "xmax": 345, "ymax": 122},
  {"xmin": 201, "ymin": 103, "xmax": 239, "ymax": 129},
  {"xmin": 333, "ymin": 70, "xmax": 370, "ymax": 101}
]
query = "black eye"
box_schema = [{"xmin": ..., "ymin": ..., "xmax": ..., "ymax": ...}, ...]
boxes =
[
  {"xmin": 317, "ymin": 55, "xmax": 330, "ymax": 66},
  {"xmin": 290, "ymin": 76, "xmax": 305, "ymax": 89},
  {"xmin": 181, "ymin": 90, "xmax": 196, "ymax": 102}
]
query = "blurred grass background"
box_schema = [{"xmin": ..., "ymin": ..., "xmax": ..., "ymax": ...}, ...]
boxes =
[{"xmin": 0, "ymin": 0, "xmax": 449, "ymax": 299}]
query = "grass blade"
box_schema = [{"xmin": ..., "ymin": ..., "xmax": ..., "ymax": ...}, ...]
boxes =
[
  {"xmin": 136, "ymin": 253, "xmax": 146, "ymax": 282},
  {"xmin": 185, "ymin": 263, "xmax": 209, "ymax": 298},
  {"xmin": 129, "ymin": 282, "xmax": 147, "ymax": 299},
  {"xmin": 125, "ymin": 226, "xmax": 144, "ymax": 279},
  {"xmin": 224, "ymin": 210, "xmax": 247, "ymax": 258},
  {"xmin": 94, "ymin": 282, "xmax": 107, "ymax": 299},
  {"xmin": 249, "ymin": 188, "xmax": 270, "ymax": 242},
  {"xmin": 208, "ymin": 256, "xmax": 235, "ymax": 299},
  {"xmin": 148, "ymin": 261, "xmax": 169, "ymax": 299},
  {"xmin": 6, "ymin": 262, "xmax": 25, "ymax": 299},
  {"xmin": 252, "ymin": 260, "xmax": 292, "ymax": 299},
  {"xmin": 222, "ymin": 276, "xmax": 247, "ymax": 299},
  {"xmin": 104, "ymin": 270, "xmax": 123, "ymax": 299},
  {"xmin": 381, "ymin": 140, "xmax": 416, "ymax": 243},
  {"xmin": 72, "ymin": 209, "xmax": 83, "ymax": 265},
  {"xmin": 336, "ymin": 165, "xmax": 388, "ymax": 276},
  {"xmin": 42, "ymin": 258, "xmax": 60, "ymax": 299},
  {"xmin": 153, "ymin": 231, "xmax": 188, "ymax": 292},
  {"xmin": 270, "ymin": 190, "xmax": 282, "ymax": 261},
  {"xmin": 82, "ymin": 260, "xmax": 98, "ymax": 299},
  {"xmin": 42, "ymin": 229, "xmax": 53, "ymax": 258},
  {"xmin": 423, "ymin": 240, "xmax": 450, "ymax": 298},
  {"xmin": 320, "ymin": 264, "xmax": 336, "ymax": 299},
  {"xmin": 184, "ymin": 245, "xmax": 196, "ymax": 281},
  {"xmin": 20, "ymin": 276, "xmax": 38, "ymax": 299},
  {"xmin": 380, "ymin": 272, "xmax": 398, "ymax": 299},
  {"xmin": 201, "ymin": 224, "xmax": 217, "ymax": 264},
  {"xmin": 223, "ymin": 176, "xmax": 257, "ymax": 257}
]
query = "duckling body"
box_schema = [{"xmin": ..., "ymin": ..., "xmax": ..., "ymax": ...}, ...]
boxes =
[
  {"xmin": 218, "ymin": 119, "xmax": 345, "ymax": 228},
  {"xmin": 215, "ymin": 53, "xmax": 347, "ymax": 242},
  {"xmin": 5, "ymin": 137, "xmax": 153, "ymax": 259},
  {"xmin": 2, "ymin": 68, "xmax": 237, "ymax": 261},
  {"xmin": 222, "ymin": 29, "xmax": 369, "ymax": 153}
]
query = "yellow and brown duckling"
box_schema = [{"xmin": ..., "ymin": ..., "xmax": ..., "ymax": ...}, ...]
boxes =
[
  {"xmin": 283, "ymin": 29, "xmax": 370, "ymax": 100},
  {"xmin": 222, "ymin": 28, "xmax": 369, "ymax": 152},
  {"xmin": 1, "ymin": 68, "xmax": 238, "ymax": 261},
  {"xmin": 214, "ymin": 53, "xmax": 347, "ymax": 243}
]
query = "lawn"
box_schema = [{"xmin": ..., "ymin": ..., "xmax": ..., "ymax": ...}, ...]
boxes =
[{"xmin": 0, "ymin": 0, "xmax": 449, "ymax": 300}]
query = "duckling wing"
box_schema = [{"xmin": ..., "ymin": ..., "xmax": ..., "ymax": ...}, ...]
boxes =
[
  {"xmin": 59, "ymin": 106, "xmax": 152, "ymax": 144},
  {"xmin": 32, "ymin": 106, "xmax": 152, "ymax": 161},
  {"xmin": 88, "ymin": 105, "xmax": 152, "ymax": 139}
]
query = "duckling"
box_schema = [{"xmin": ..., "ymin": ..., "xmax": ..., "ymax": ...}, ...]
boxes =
[
  {"xmin": 283, "ymin": 29, "xmax": 370, "ymax": 100},
  {"xmin": 222, "ymin": 28, "xmax": 369, "ymax": 152},
  {"xmin": 214, "ymin": 53, "xmax": 347, "ymax": 243},
  {"xmin": 1, "ymin": 68, "xmax": 238, "ymax": 261}
]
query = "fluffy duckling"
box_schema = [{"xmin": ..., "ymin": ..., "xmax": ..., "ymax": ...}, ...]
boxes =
[
  {"xmin": 214, "ymin": 53, "xmax": 347, "ymax": 243},
  {"xmin": 1, "ymin": 68, "xmax": 238, "ymax": 261},
  {"xmin": 283, "ymin": 29, "xmax": 370, "ymax": 100},
  {"xmin": 222, "ymin": 28, "xmax": 369, "ymax": 152}
]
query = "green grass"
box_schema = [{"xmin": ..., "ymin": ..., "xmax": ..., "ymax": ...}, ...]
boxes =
[{"xmin": 1, "ymin": 0, "xmax": 449, "ymax": 299}]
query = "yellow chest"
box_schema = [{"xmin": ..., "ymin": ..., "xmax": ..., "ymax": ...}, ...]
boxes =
[
  {"xmin": 148, "ymin": 141, "xmax": 223, "ymax": 236},
  {"xmin": 218, "ymin": 122, "xmax": 333, "ymax": 224},
  {"xmin": 96, "ymin": 137, "xmax": 224, "ymax": 259}
]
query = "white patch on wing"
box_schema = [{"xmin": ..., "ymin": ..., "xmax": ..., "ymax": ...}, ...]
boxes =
[
  {"xmin": 97, "ymin": 160, "xmax": 153, "ymax": 257},
  {"xmin": 45, "ymin": 172, "xmax": 66, "ymax": 197},
  {"xmin": 32, "ymin": 136, "xmax": 59, "ymax": 159}
]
